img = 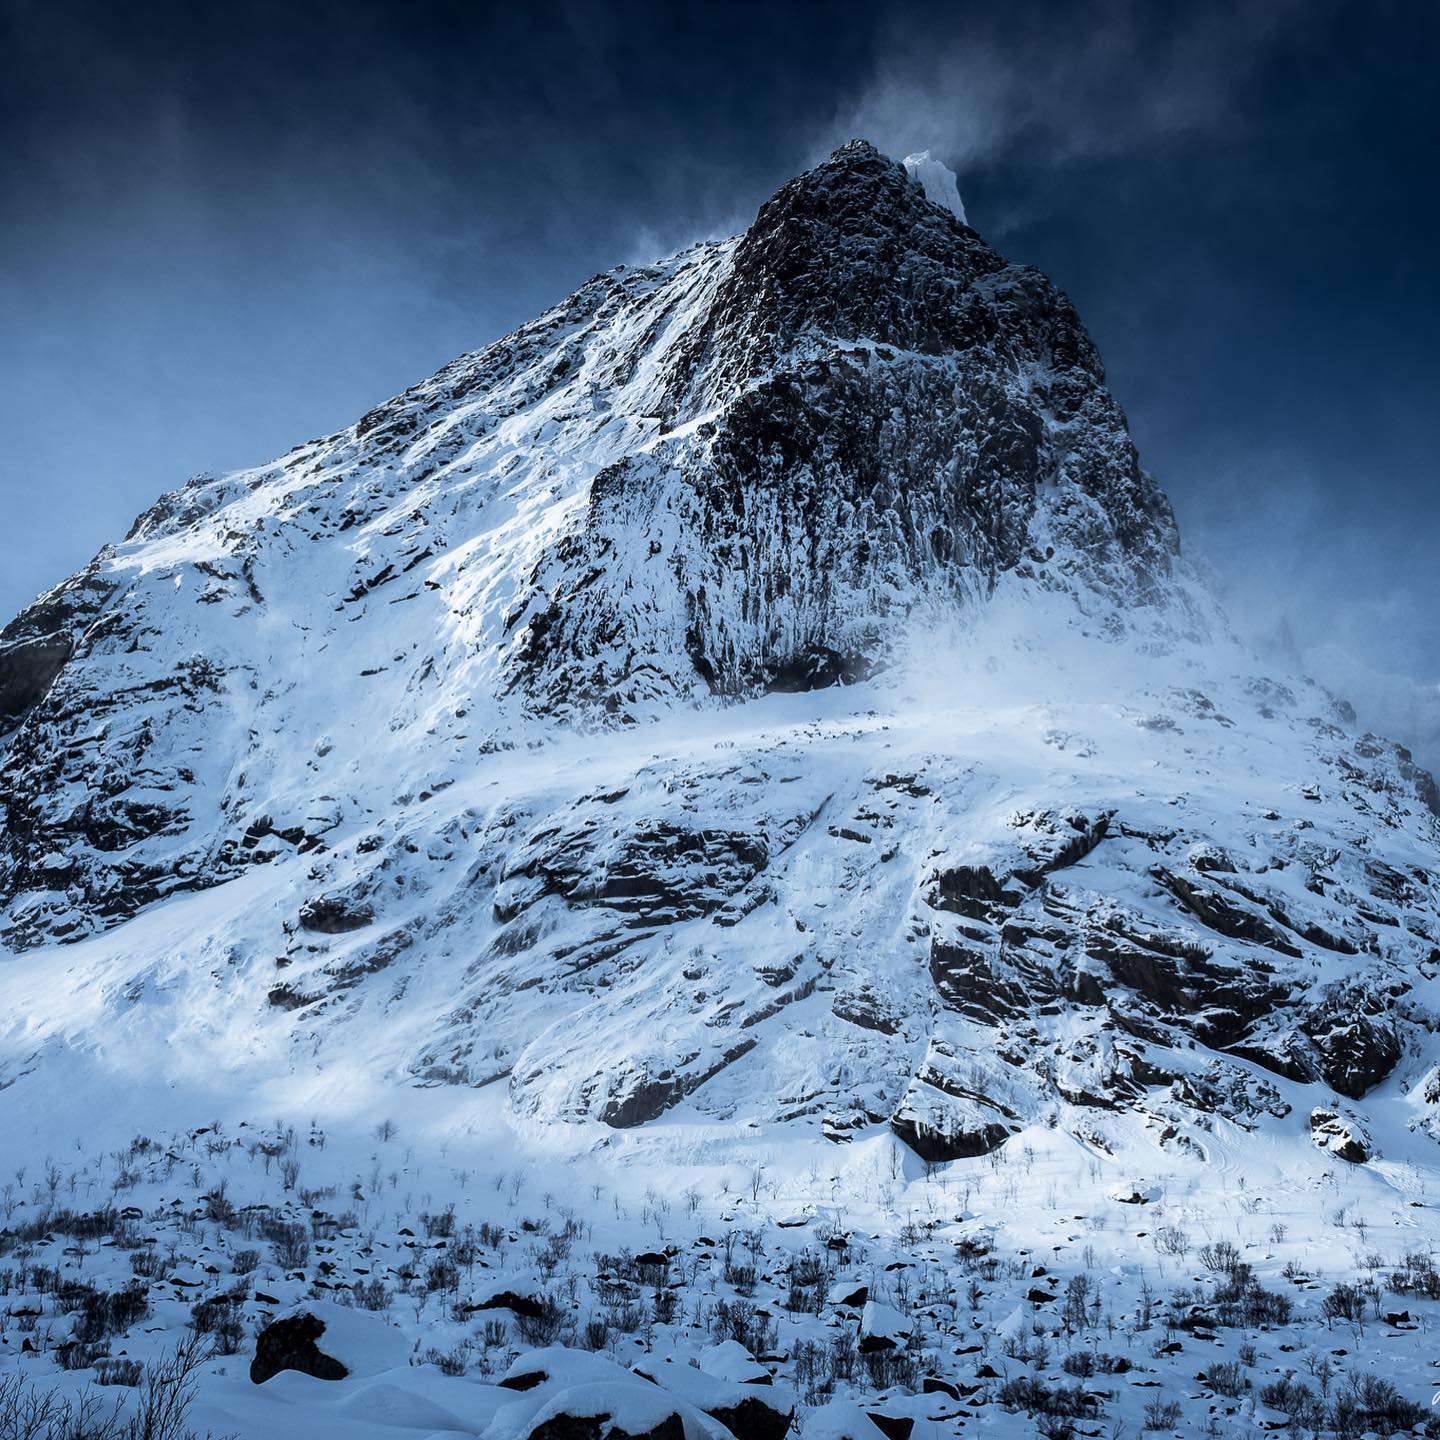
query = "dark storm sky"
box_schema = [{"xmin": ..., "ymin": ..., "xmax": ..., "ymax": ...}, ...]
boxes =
[{"xmin": 2, "ymin": 1, "xmax": 1437, "ymax": 731}]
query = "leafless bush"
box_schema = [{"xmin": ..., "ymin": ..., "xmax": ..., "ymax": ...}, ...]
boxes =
[
  {"xmin": 262, "ymin": 1221, "xmax": 309, "ymax": 1269},
  {"xmin": 419, "ymin": 1344, "xmax": 468, "ymax": 1376},
  {"xmin": 1206, "ymin": 1360, "xmax": 1247, "ymax": 1397},
  {"xmin": 1153, "ymin": 1226, "xmax": 1189, "ymax": 1259},
  {"xmin": 230, "ymin": 1249, "xmax": 260, "ymax": 1276},
  {"xmin": 1197, "ymin": 1240, "xmax": 1241, "ymax": 1274},
  {"xmin": 998, "ymin": 1377, "xmax": 1098, "ymax": 1420},
  {"xmin": 95, "ymin": 1358, "xmax": 145, "ymax": 1388},
  {"xmin": 862, "ymin": 1347, "xmax": 924, "ymax": 1391},
  {"xmin": 354, "ymin": 1277, "xmax": 391, "ymax": 1311},
  {"xmin": 0, "ymin": 1334, "xmax": 211, "ymax": 1439},
  {"xmin": 1142, "ymin": 1396, "xmax": 1182, "ymax": 1430},
  {"xmin": 1389, "ymin": 1250, "xmax": 1440, "ymax": 1299},
  {"xmin": 514, "ymin": 1293, "xmax": 567, "ymax": 1346},
  {"xmin": 1331, "ymin": 1373, "xmax": 1425, "ymax": 1438},
  {"xmin": 190, "ymin": 1293, "xmax": 245, "ymax": 1354},
  {"xmin": 709, "ymin": 1298, "xmax": 776, "ymax": 1355}
]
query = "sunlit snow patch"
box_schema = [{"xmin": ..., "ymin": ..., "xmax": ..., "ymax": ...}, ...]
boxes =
[{"xmin": 903, "ymin": 149, "xmax": 967, "ymax": 223}]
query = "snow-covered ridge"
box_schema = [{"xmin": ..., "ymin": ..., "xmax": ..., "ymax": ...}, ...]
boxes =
[{"xmin": 0, "ymin": 139, "xmax": 1195, "ymax": 952}]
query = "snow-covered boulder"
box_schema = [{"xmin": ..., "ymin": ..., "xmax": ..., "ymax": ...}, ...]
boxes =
[
  {"xmin": 637, "ymin": 1355, "xmax": 794, "ymax": 1440},
  {"xmin": 698, "ymin": 1340, "xmax": 771, "ymax": 1385},
  {"xmin": 500, "ymin": 1382, "xmax": 690, "ymax": 1440},
  {"xmin": 489, "ymin": 1353, "xmax": 730, "ymax": 1440},
  {"xmin": 859, "ymin": 1301, "xmax": 913, "ymax": 1353},
  {"xmin": 250, "ymin": 1300, "xmax": 408, "ymax": 1384},
  {"xmin": 333, "ymin": 1382, "xmax": 471, "ymax": 1432},
  {"xmin": 798, "ymin": 1400, "xmax": 893, "ymax": 1440},
  {"xmin": 1310, "ymin": 1106, "xmax": 1372, "ymax": 1163},
  {"xmin": 827, "ymin": 1278, "xmax": 869, "ymax": 1308},
  {"xmin": 498, "ymin": 1347, "xmax": 632, "ymax": 1394},
  {"xmin": 1110, "ymin": 1184, "xmax": 1162, "ymax": 1205}
]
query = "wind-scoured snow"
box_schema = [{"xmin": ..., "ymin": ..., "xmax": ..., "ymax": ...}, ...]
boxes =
[{"xmin": 903, "ymin": 150, "xmax": 968, "ymax": 224}]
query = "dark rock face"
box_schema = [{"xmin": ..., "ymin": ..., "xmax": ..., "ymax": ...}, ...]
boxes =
[
  {"xmin": 1153, "ymin": 870, "xmax": 1302, "ymax": 957},
  {"xmin": 1301, "ymin": 993, "xmax": 1402, "ymax": 1099},
  {"xmin": 499, "ymin": 1366, "xmax": 549, "ymax": 1392},
  {"xmin": 890, "ymin": 1103, "xmax": 1012, "ymax": 1162},
  {"xmin": 299, "ymin": 893, "xmax": 376, "ymax": 935},
  {"xmin": 1310, "ymin": 1107, "xmax": 1372, "ymax": 1164},
  {"xmin": 600, "ymin": 1039, "xmax": 758, "ymax": 1128},
  {"xmin": 885, "ymin": 778, "xmax": 1426, "ymax": 1160},
  {"xmin": 890, "ymin": 1040, "xmax": 1020, "ymax": 1161},
  {"xmin": 500, "ymin": 815, "xmax": 776, "ymax": 927},
  {"xmin": 513, "ymin": 143, "xmax": 1183, "ymax": 717},
  {"xmin": 0, "ymin": 635, "xmax": 74, "ymax": 728},
  {"xmin": 0, "ymin": 564, "xmax": 115, "ymax": 728},
  {"xmin": 0, "ymin": 644, "xmax": 229, "ymax": 948},
  {"xmin": 250, "ymin": 1311, "xmax": 348, "ymax": 1385}
]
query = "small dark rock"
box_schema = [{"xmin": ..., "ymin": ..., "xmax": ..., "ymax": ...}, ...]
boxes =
[{"xmin": 472, "ymin": 1291, "xmax": 546, "ymax": 1320}]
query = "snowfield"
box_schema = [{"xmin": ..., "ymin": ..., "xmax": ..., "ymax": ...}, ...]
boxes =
[
  {"xmin": 0, "ymin": 1034, "xmax": 1438, "ymax": 1439},
  {"xmin": 2, "ymin": 141, "xmax": 1439, "ymax": 1439}
]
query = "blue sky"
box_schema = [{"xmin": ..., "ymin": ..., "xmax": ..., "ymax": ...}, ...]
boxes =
[{"xmin": 2, "ymin": 0, "xmax": 1436, "ymax": 743}]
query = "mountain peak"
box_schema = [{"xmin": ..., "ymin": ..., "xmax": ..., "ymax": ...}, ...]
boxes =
[
  {"xmin": 1, "ymin": 141, "xmax": 1201, "ymax": 949},
  {"xmin": 758, "ymin": 137, "xmax": 965, "ymax": 235}
]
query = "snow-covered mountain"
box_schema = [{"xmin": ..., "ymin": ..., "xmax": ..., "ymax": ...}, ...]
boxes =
[{"xmin": 2, "ymin": 141, "xmax": 1439, "ymax": 1440}]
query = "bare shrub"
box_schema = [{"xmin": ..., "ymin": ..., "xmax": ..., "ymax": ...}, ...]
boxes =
[
  {"xmin": 514, "ymin": 1293, "xmax": 567, "ymax": 1346},
  {"xmin": 1142, "ymin": 1397, "xmax": 1182, "ymax": 1430}
]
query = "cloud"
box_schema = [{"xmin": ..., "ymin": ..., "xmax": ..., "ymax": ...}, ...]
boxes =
[
  {"xmin": 825, "ymin": 0, "xmax": 1303, "ymax": 182},
  {"xmin": 1170, "ymin": 442, "xmax": 1440, "ymax": 772}
]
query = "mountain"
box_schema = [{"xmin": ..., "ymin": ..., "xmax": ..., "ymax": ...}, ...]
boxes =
[
  {"xmin": 2, "ymin": 138, "xmax": 1437, "ymax": 1144},
  {"xmin": 0, "ymin": 139, "xmax": 1194, "ymax": 945},
  {"xmin": 1, "ymin": 143, "xmax": 1439, "ymax": 1439}
]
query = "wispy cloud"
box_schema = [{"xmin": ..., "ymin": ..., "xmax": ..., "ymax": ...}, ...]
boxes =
[{"xmin": 824, "ymin": 1, "xmax": 1304, "ymax": 192}]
